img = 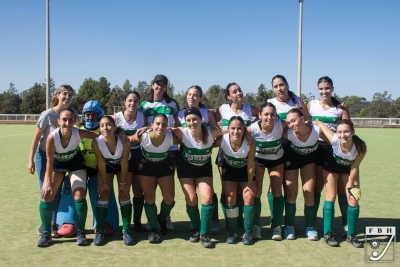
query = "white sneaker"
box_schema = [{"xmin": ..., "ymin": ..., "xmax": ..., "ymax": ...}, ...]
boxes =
[
  {"xmin": 305, "ymin": 227, "xmax": 319, "ymax": 241},
  {"xmin": 284, "ymin": 226, "xmax": 295, "ymax": 240},
  {"xmin": 166, "ymin": 215, "xmax": 174, "ymax": 231},
  {"xmin": 272, "ymin": 226, "xmax": 282, "ymax": 241},
  {"xmin": 252, "ymin": 225, "xmax": 262, "ymax": 239}
]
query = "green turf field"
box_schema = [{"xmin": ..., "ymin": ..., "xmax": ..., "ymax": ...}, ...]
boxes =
[{"xmin": 0, "ymin": 125, "xmax": 398, "ymax": 266}]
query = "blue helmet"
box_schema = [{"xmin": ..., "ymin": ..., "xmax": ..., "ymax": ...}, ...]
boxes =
[{"xmin": 82, "ymin": 100, "xmax": 104, "ymax": 130}]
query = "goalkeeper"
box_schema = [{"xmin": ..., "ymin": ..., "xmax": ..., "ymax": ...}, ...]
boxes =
[{"xmin": 313, "ymin": 120, "xmax": 366, "ymax": 249}]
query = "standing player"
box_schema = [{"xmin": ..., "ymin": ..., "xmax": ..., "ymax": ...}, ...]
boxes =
[
  {"xmin": 37, "ymin": 108, "xmax": 97, "ymax": 247},
  {"xmin": 28, "ymin": 85, "xmax": 75, "ymax": 237},
  {"xmin": 115, "ymin": 91, "xmax": 146, "ymax": 232},
  {"xmin": 91, "ymin": 116, "xmax": 133, "ymax": 246},
  {"xmin": 307, "ymin": 76, "xmax": 350, "ymax": 236}
]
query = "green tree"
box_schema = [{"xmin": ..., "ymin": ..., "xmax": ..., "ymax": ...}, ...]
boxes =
[
  {"xmin": 173, "ymin": 90, "xmax": 187, "ymax": 110},
  {"xmin": 340, "ymin": 95, "xmax": 369, "ymax": 117},
  {"xmin": 133, "ymin": 81, "xmax": 150, "ymax": 102},
  {"xmin": 75, "ymin": 77, "xmax": 111, "ymax": 111},
  {"xmin": 366, "ymin": 91, "xmax": 396, "ymax": 118},
  {"xmin": 105, "ymin": 85, "xmax": 125, "ymax": 114},
  {"xmin": 167, "ymin": 83, "xmax": 174, "ymax": 98},
  {"xmin": 204, "ymin": 85, "xmax": 224, "ymax": 110},
  {"xmin": 122, "ymin": 79, "xmax": 132, "ymax": 94},
  {"xmin": 301, "ymin": 92, "xmax": 316, "ymax": 105},
  {"xmin": 0, "ymin": 83, "xmax": 22, "ymax": 114},
  {"xmin": 20, "ymin": 83, "xmax": 46, "ymax": 114}
]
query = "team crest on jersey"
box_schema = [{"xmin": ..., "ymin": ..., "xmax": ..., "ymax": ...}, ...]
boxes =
[
  {"xmin": 138, "ymin": 163, "xmax": 143, "ymax": 170},
  {"xmin": 150, "ymin": 110, "xmax": 155, "ymax": 115},
  {"xmin": 285, "ymin": 161, "xmax": 291, "ymax": 168},
  {"xmin": 258, "ymin": 144, "xmax": 262, "ymax": 147},
  {"xmin": 165, "ymin": 107, "xmax": 171, "ymax": 113}
]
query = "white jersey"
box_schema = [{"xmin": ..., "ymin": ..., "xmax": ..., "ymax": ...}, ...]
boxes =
[
  {"xmin": 268, "ymin": 95, "xmax": 302, "ymax": 120},
  {"xmin": 115, "ymin": 110, "xmax": 145, "ymax": 149},
  {"xmin": 95, "ymin": 135, "xmax": 128, "ymax": 165},
  {"xmin": 140, "ymin": 130, "xmax": 173, "ymax": 162},
  {"xmin": 181, "ymin": 128, "xmax": 214, "ymax": 166},
  {"xmin": 250, "ymin": 119, "xmax": 284, "ymax": 160},
  {"xmin": 178, "ymin": 108, "xmax": 210, "ymax": 128},
  {"xmin": 331, "ymin": 134, "xmax": 358, "ymax": 166},
  {"xmin": 221, "ymin": 133, "xmax": 250, "ymax": 168},
  {"xmin": 308, "ymin": 99, "xmax": 344, "ymax": 132},
  {"xmin": 220, "ymin": 104, "xmax": 252, "ymax": 129},
  {"xmin": 51, "ymin": 127, "xmax": 81, "ymax": 162},
  {"xmin": 287, "ymin": 125, "xmax": 320, "ymax": 155}
]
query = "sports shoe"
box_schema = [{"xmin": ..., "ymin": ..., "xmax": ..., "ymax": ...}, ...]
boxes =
[
  {"xmin": 341, "ymin": 225, "xmax": 348, "ymax": 238},
  {"xmin": 210, "ymin": 220, "xmax": 221, "ymax": 235},
  {"xmin": 76, "ymin": 229, "xmax": 88, "ymax": 246},
  {"xmin": 189, "ymin": 231, "xmax": 200, "ymax": 243},
  {"xmin": 226, "ymin": 232, "xmax": 238, "ymax": 244},
  {"xmin": 305, "ymin": 227, "xmax": 319, "ymax": 241},
  {"xmin": 143, "ymin": 222, "xmax": 150, "ymax": 231},
  {"xmin": 346, "ymin": 234, "xmax": 364, "ymax": 248},
  {"xmin": 188, "ymin": 223, "xmax": 195, "ymax": 232},
  {"xmin": 272, "ymin": 226, "xmax": 282, "ymax": 241},
  {"xmin": 284, "ymin": 226, "xmax": 295, "ymax": 240},
  {"xmin": 242, "ymin": 230, "xmax": 253, "ymax": 245},
  {"xmin": 148, "ymin": 231, "xmax": 161, "ymax": 243},
  {"xmin": 57, "ymin": 223, "xmax": 77, "ymax": 237},
  {"xmin": 323, "ymin": 232, "xmax": 338, "ymax": 247},
  {"xmin": 166, "ymin": 215, "xmax": 174, "ymax": 231},
  {"xmin": 37, "ymin": 231, "xmax": 52, "ymax": 247},
  {"xmin": 133, "ymin": 222, "xmax": 145, "ymax": 232},
  {"xmin": 38, "ymin": 225, "xmax": 43, "ymax": 235},
  {"xmin": 158, "ymin": 218, "xmax": 168, "ymax": 235},
  {"xmin": 200, "ymin": 234, "xmax": 213, "ymax": 248},
  {"xmin": 51, "ymin": 223, "xmax": 59, "ymax": 238},
  {"xmin": 252, "ymin": 225, "xmax": 262, "ymax": 239},
  {"xmin": 93, "ymin": 232, "xmax": 105, "ymax": 246},
  {"xmin": 122, "ymin": 230, "xmax": 134, "ymax": 246}
]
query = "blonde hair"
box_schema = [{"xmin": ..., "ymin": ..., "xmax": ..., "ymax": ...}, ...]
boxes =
[{"xmin": 51, "ymin": 85, "xmax": 75, "ymax": 107}]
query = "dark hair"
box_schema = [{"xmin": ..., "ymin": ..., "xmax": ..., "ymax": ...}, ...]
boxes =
[
  {"xmin": 152, "ymin": 113, "xmax": 168, "ymax": 123},
  {"xmin": 287, "ymin": 108, "xmax": 304, "ymax": 118},
  {"xmin": 148, "ymin": 79, "xmax": 172, "ymax": 103},
  {"xmin": 187, "ymin": 85, "xmax": 205, "ymax": 108},
  {"xmin": 259, "ymin": 102, "xmax": 277, "ymax": 114},
  {"xmin": 228, "ymin": 116, "xmax": 247, "ymax": 141},
  {"xmin": 224, "ymin": 82, "xmax": 241, "ymax": 101},
  {"xmin": 271, "ymin": 75, "xmax": 300, "ymax": 109},
  {"xmin": 100, "ymin": 115, "xmax": 116, "ymax": 126},
  {"xmin": 59, "ymin": 107, "xmax": 77, "ymax": 120},
  {"xmin": 337, "ymin": 119, "xmax": 367, "ymax": 155},
  {"xmin": 317, "ymin": 76, "xmax": 344, "ymax": 110},
  {"xmin": 125, "ymin": 91, "xmax": 140, "ymax": 101},
  {"xmin": 184, "ymin": 107, "xmax": 208, "ymax": 144},
  {"xmin": 51, "ymin": 85, "xmax": 74, "ymax": 107}
]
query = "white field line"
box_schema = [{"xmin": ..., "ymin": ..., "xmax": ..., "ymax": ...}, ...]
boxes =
[{"xmin": 0, "ymin": 133, "xmax": 32, "ymax": 138}]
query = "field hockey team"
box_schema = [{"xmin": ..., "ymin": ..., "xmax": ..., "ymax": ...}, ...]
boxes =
[{"xmin": 28, "ymin": 74, "xmax": 367, "ymax": 249}]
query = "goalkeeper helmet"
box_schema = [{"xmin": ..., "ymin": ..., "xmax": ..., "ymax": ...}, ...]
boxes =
[{"xmin": 82, "ymin": 100, "xmax": 104, "ymax": 130}]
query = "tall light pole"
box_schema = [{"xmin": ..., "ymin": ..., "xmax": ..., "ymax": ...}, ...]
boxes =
[
  {"xmin": 46, "ymin": 0, "xmax": 50, "ymax": 109},
  {"xmin": 297, "ymin": 0, "xmax": 303, "ymax": 97}
]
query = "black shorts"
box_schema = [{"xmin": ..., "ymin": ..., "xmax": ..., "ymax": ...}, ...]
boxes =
[
  {"xmin": 323, "ymin": 152, "xmax": 351, "ymax": 174},
  {"xmin": 86, "ymin": 167, "xmax": 97, "ymax": 177},
  {"xmin": 255, "ymin": 156, "xmax": 284, "ymax": 168},
  {"xmin": 54, "ymin": 153, "xmax": 85, "ymax": 172},
  {"xmin": 176, "ymin": 156, "xmax": 213, "ymax": 179},
  {"xmin": 136, "ymin": 154, "xmax": 174, "ymax": 177},
  {"xmin": 316, "ymin": 141, "xmax": 332, "ymax": 166},
  {"xmin": 128, "ymin": 148, "xmax": 142, "ymax": 173},
  {"xmin": 221, "ymin": 160, "xmax": 248, "ymax": 182},
  {"xmin": 169, "ymin": 150, "xmax": 180, "ymax": 166},
  {"xmin": 284, "ymin": 146, "xmax": 317, "ymax": 170},
  {"xmin": 105, "ymin": 163, "xmax": 121, "ymax": 175}
]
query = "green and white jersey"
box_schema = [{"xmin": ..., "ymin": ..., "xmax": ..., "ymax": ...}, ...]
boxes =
[
  {"xmin": 308, "ymin": 99, "xmax": 343, "ymax": 132},
  {"xmin": 181, "ymin": 128, "xmax": 214, "ymax": 166},
  {"xmin": 96, "ymin": 135, "xmax": 129, "ymax": 165},
  {"xmin": 178, "ymin": 108, "xmax": 210, "ymax": 128},
  {"xmin": 331, "ymin": 134, "xmax": 357, "ymax": 166},
  {"xmin": 250, "ymin": 119, "xmax": 284, "ymax": 160},
  {"xmin": 287, "ymin": 125, "xmax": 319, "ymax": 155},
  {"xmin": 140, "ymin": 130, "xmax": 173, "ymax": 162},
  {"xmin": 220, "ymin": 104, "xmax": 252, "ymax": 130},
  {"xmin": 221, "ymin": 133, "xmax": 250, "ymax": 168},
  {"xmin": 115, "ymin": 110, "xmax": 145, "ymax": 149},
  {"xmin": 51, "ymin": 127, "xmax": 81, "ymax": 162},
  {"xmin": 268, "ymin": 95, "xmax": 301, "ymax": 120}
]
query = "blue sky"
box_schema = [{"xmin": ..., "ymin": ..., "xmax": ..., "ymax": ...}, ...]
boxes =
[{"xmin": 1, "ymin": 0, "xmax": 399, "ymax": 101}]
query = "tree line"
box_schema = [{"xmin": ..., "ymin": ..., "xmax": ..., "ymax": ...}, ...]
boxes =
[{"xmin": 1, "ymin": 77, "xmax": 399, "ymax": 118}]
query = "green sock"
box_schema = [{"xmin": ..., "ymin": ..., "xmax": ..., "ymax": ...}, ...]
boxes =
[
  {"xmin": 158, "ymin": 200, "xmax": 175, "ymax": 222},
  {"xmin": 237, "ymin": 194, "xmax": 244, "ymax": 226},
  {"xmin": 186, "ymin": 204, "xmax": 201, "ymax": 231},
  {"xmin": 243, "ymin": 205, "xmax": 255, "ymax": 231},
  {"xmin": 144, "ymin": 203, "xmax": 158, "ymax": 231},
  {"xmin": 95, "ymin": 203, "xmax": 108, "ymax": 233},
  {"xmin": 323, "ymin": 200, "xmax": 335, "ymax": 235},
  {"xmin": 200, "ymin": 204, "xmax": 214, "ymax": 236},
  {"xmin": 226, "ymin": 205, "xmax": 238, "ymax": 233},
  {"xmin": 347, "ymin": 205, "xmax": 359, "ymax": 236},
  {"xmin": 120, "ymin": 201, "xmax": 132, "ymax": 232},
  {"xmin": 338, "ymin": 194, "xmax": 348, "ymax": 226},
  {"xmin": 304, "ymin": 204, "xmax": 315, "ymax": 228},
  {"xmin": 220, "ymin": 193, "xmax": 227, "ymax": 221},
  {"xmin": 133, "ymin": 196, "xmax": 144, "ymax": 224},
  {"xmin": 39, "ymin": 201, "xmax": 53, "ymax": 232},
  {"xmin": 314, "ymin": 192, "xmax": 321, "ymax": 221},
  {"xmin": 267, "ymin": 192, "xmax": 274, "ymax": 220},
  {"xmin": 272, "ymin": 196, "xmax": 284, "ymax": 227},
  {"xmin": 253, "ymin": 197, "xmax": 261, "ymax": 226},
  {"xmin": 212, "ymin": 193, "xmax": 219, "ymax": 221},
  {"xmin": 285, "ymin": 202, "xmax": 296, "ymax": 226},
  {"xmin": 74, "ymin": 199, "xmax": 88, "ymax": 230}
]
